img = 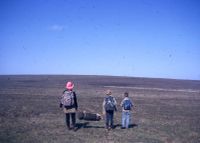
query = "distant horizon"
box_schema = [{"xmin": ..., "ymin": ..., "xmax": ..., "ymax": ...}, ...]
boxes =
[{"xmin": 0, "ymin": 73, "xmax": 199, "ymax": 81}]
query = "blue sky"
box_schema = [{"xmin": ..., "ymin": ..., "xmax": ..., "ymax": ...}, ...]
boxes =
[{"xmin": 0, "ymin": 0, "xmax": 200, "ymax": 80}]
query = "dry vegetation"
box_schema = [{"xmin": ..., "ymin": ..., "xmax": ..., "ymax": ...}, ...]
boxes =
[{"xmin": 0, "ymin": 75, "xmax": 200, "ymax": 143}]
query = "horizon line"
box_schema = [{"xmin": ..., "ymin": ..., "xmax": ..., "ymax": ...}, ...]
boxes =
[{"xmin": 0, "ymin": 74, "xmax": 199, "ymax": 81}]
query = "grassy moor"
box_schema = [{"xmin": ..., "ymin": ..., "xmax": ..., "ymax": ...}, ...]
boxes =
[{"xmin": 0, "ymin": 75, "xmax": 200, "ymax": 143}]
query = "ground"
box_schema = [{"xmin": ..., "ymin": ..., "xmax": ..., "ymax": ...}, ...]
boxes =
[{"xmin": 0, "ymin": 75, "xmax": 200, "ymax": 143}]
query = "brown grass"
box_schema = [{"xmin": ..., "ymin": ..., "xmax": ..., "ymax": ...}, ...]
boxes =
[{"xmin": 0, "ymin": 75, "xmax": 200, "ymax": 143}]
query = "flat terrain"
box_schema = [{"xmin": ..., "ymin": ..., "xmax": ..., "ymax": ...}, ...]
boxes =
[{"xmin": 0, "ymin": 75, "xmax": 200, "ymax": 143}]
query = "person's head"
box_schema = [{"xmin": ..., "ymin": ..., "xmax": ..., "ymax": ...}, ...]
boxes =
[
  {"xmin": 66, "ymin": 81, "xmax": 74, "ymax": 91},
  {"xmin": 106, "ymin": 89, "xmax": 112, "ymax": 96},
  {"xmin": 124, "ymin": 92, "xmax": 129, "ymax": 97}
]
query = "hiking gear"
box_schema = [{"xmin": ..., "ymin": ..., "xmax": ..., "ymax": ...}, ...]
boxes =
[
  {"xmin": 104, "ymin": 96, "xmax": 116, "ymax": 111},
  {"xmin": 123, "ymin": 99, "xmax": 132, "ymax": 110},
  {"xmin": 66, "ymin": 81, "xmax": 74, "ymax": 90},
  {"xmin": 61, "ymin": 91, "xmax": 74, "ymax": 107},
  {"xmin": 61, "ymin": 91, "xmax": 78, "ymax": 113},
  {"xmin": 78, "ymin": 111, "xmax": 101, "ymax": 121}
]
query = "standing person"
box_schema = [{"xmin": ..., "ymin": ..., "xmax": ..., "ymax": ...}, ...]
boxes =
[
  {"xmin": 120, "ymin": 92, "xmax": 133, "ymax": 129},
  {"xmin": 60, "ymin": 81, "xmax": 78, "ymax": 131},
  {"xmin": 102, "ymin": 89, "xmax": 117, "ymax": 131}
]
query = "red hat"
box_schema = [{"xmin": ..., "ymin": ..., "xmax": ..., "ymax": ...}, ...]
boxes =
[{"xmin": 66, "ymin": 81, "xmax": 74, "ymax": 90}]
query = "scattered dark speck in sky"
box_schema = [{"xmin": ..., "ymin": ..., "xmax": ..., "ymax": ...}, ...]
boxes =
[{"xmin": 22, "ymin": 46, "xmax": 27, "ymax": 51}]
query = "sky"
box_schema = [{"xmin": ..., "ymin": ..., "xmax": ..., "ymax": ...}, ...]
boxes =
[{"xmin": 0, "ymin": 0, "xmax": 200, "ymax": 80}]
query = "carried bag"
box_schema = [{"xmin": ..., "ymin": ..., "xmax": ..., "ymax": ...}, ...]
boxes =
[
  {"xmin": 123, "ymin": 99, "xmax": 132, "ymax": 110},
  {"xmin": 61, "ymin": 91, "xmax": 74, "ymax": 107},
  {"xmin": 105, "ymin": 96, "xmax": 115, "ymax": 111},
  {"xmin": 78, "ymin": 111, "xmax": 101, "ymax": 121}
]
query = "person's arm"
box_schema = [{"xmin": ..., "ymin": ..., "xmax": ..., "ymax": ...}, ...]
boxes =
[
  {"xmin": 130, "ymin": 99, "xmax": 134, "ymax": 107},
  {"xmin": 114, "ymin": 97, "xmax": 117, "ymax": 105},
  {"xmin": 120, "ymin": 99, "xmax": 124, "ymax": 107},
  {"xmin": 73, "ymin": 92, "xmax": 78, "ymax": 110},
  {"xmin": 59, "ymin": 92, "xmax": 64, "ymax": 108},
  {"xmin": 113, "ymin": 98, "xmax": 117, "ymax": 111},
  {"xmin": 102, "ymin": 99, "xmax": 105, "ymax": 114}
]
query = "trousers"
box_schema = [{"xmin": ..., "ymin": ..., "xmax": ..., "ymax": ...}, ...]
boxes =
[
  {"xmin": 66, "ymin": 113, "xmax": 76, "ymax": 128},
  {"xmin": 122, "ymin": 111, "xmax": 131, "ymax": 128},
  {"xmin": 106, "ymin": 111, "xmax": 114, "ymax": 128}
]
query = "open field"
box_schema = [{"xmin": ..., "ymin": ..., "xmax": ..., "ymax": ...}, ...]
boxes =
[{"xmin": 0, "ymin": 75, "xmax": 200, "ymax": 143}]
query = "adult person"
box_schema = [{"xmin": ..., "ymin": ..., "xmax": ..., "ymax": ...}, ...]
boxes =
[{"xmin": 60, "ymin": 81, "xmax": 78, "ymax": 131}]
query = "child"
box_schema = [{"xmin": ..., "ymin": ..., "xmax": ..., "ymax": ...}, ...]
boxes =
[
  {"xmin": 120, "ymin": 92, "xmax": 133, "ymax": 129},
  {"xmin": 102, "ymin": 90, "xmax": 117, "ymax": 130}
]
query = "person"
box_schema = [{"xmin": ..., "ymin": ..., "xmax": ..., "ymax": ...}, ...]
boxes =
[
  {"xmin": 120, "ymin": 92, "xmax": 133, "ymax": 129},
  {"xmin": 102, "ymin": 89, "xmax": 117, "ymax": 131},
  {"xmin": 60, "ymin": 81, "xmax": 78, "ymax": 131}
]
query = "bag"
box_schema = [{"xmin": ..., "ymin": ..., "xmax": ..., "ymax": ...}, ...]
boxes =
[
  {"xmin": 77, "ymin": 111, "xmax": 101, "ymax": 121},
  {"xmin": 123, "ymin": 99, "xmax": 132, "ymax": 110},
  {"xmin": 61, "ymin": 91, "xmax": 74, "ymax": 107},
  {"xmin": 105, "ymin": 96, "xmax": 115, "ymax": 111}
]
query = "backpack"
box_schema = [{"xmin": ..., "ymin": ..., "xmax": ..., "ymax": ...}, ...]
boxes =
[
  {"xmin": 61, "ymin": 91, "xmax": 74, "ymax": 107},
  {"xmin": 105, "ymin": 96, "xmax": 115, "ymax": 111},
  {"xmin": 123, "ymin": 99, "xmax": 132, "ymax": 110}
]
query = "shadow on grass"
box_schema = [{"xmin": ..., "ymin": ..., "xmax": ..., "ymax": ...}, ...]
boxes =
[
  {"xmin": 75, "ymin": 122, "xmax": 105, "ymax": 131},
  {"xmin": 114, "ymin": 123, "xmax": 138, "ymax": 129},
  {"xmin": 129, "ymin": 123, "xmax": 138, "ymax": 128},
  {"xmin": 75, "ymin": 122, "xmax": 138, "ymax": 131}
]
